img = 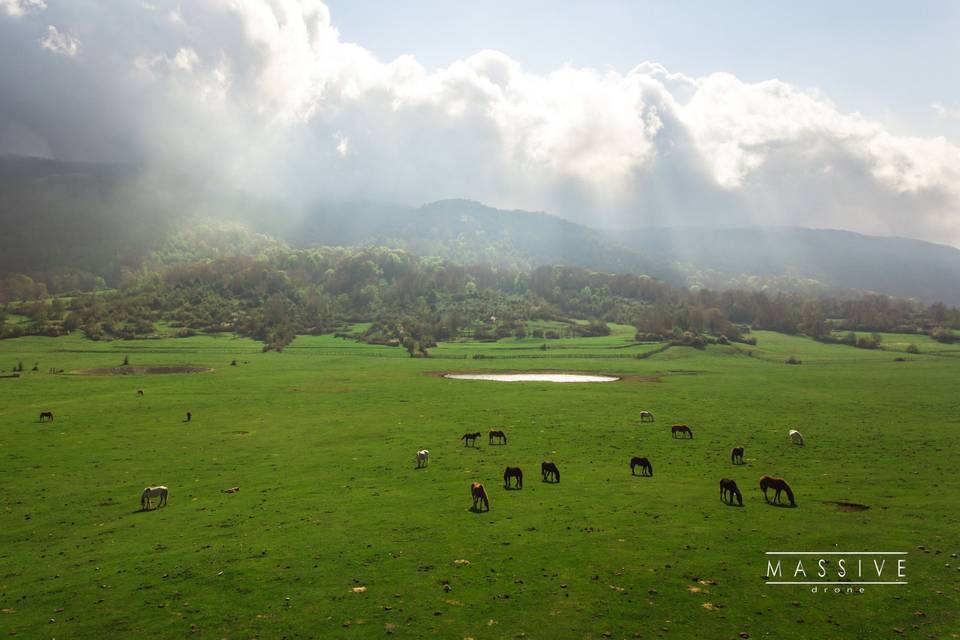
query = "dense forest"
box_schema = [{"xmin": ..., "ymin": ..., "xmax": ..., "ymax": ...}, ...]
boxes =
[{"xmin": 2, "ymin": 236, "xmax": 958, "ymax": 354}]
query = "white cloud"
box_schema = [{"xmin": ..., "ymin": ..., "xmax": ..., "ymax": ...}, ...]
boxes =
[
  {"xmin": 1, "ymin": 0, "xmax": 45, "ymax": 18},
  {"xmin": 2, "ymin": 0, "xmax": 960, "ymax": 244},
  {"xmin": 39, "ymin": 25, "xmax": 79, "ymax": 57},
  {"xmin": 932, "ymin": 102, "xmax": 960, "ymax": 120}
]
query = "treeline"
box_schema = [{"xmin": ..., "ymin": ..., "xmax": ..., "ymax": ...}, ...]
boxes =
[{"xmin": 2, "ymin": 245, "xmax": 959, "ymax": 350}]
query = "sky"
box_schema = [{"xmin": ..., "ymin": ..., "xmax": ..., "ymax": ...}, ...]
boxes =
[{"xmin": 1, "ymin": 0, "xmax": 959, "ymax": 244}]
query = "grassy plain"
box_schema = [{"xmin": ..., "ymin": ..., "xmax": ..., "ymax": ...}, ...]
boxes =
[{"xmin": 0, "ymin": 329, "xmax": 958, "ymax": 638}]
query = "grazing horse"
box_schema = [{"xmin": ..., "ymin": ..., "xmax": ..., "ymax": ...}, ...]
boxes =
[
  {"xmin": 720, "ymin": 479, "xmax": 743, "ymax": 506},
  {"xmin": 488, "ymin": 430, "xmax": 507, "ymax": 445},
  {"xmin": 39, "ymin": 411, "xmax": 54, "ymax": 422},
  {"xmin": 503, "ymin": 466, "xmax": 523, "ymax": 489},
  {"xmin": 760, "ymin": 475, "xmax": 796, "ymax": 506},
  {"xmin": 639, "ymin": 410, "xmax": 655, "ymax": 423},
  {"xmin": 471, "ymin": 482, "xmax": 489, "ymax": 512},
  {"xmin": 630, "ymin": 456, "xmax": 653, "ymax": 476},
  {"xmin": 415, "ymin": 449, "xmax": 429, "ymax": 468},
  {"xmin": 730, "ymin": 446, "xmax": 745, "ymax": 465},
  {"xmin": 460, "ymin": 432, "xmax": 481, "ymax": 447},
  {"xmin": 541, "ymin": 461, "xmax": 560, "ymax": 483},
  {"xmin": 788, "ymin": 429, "xmax": 804, "ymax": 446},
  {"xmin": 141, "ymin": 486, "xmax": 168, "ymax": 510},
  {"xmin": 671, "ymin": 424, "xmax": 693, "ymax": 438},
  {"xmin": 137, "ymin": 389, "xmax": 144, "ymax": 396}
]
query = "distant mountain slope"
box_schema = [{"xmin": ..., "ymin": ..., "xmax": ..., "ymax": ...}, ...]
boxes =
[
  {"xmin": 613, "ymin": 227, "xmax": 960, "ymax": 304},
  {"xmin": 276, "ymin": 199, "xmax": 684, "ymax": 284}
]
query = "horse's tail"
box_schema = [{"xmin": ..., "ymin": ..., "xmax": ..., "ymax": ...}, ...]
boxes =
[
  {"xmin": 782, "ymin": 482, "xmax": 796, "ymax": 506},
  {"xmin": 554, "ymin": 467, "xmax": 559, "ymax": 482},
  {"xmin": 502, "ymin": 433, "xmax": 507, "ymax": 444}
]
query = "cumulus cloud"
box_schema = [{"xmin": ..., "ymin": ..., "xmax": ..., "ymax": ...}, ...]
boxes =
[
  {"xmin": 1, "ymin": 0, "xmax": 45, "ymax": 18},
  {"xmin": 39, "ymin": 25, "xmax": 79, "ymax": 57},
  {"xmin": 932, "ymin": 102, "xmax": 960, "ymax": 121},
  {"xmin": 1, "ymin": 0, "xmax": 959, "ymax": 244}
]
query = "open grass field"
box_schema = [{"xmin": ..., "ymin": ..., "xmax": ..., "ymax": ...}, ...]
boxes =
[{"xmin": 1, "ymin": 330, "xmax": 958, "ymax": 638}]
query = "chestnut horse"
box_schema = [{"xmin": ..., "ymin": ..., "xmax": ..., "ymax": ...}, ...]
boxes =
[
  {"xmin": 541, "ymin": 461, "xmax": 560, "ymax": 483},
  {"xmin": 471, "ymin": 482, "xmax": 489, "ymax": 511},
  {"xmin": 39, "ymin": 411, "xmax": 54, "ymax": 422},
  {"xmin": 488, "ymin": 430, "xmax": 507, "ymax": 445},
  {"xmin": 460, "ymin": 432, "xmax": 481, "ymax": 447},
  {"xmin": 720, "ymin": 479, "xmax": 743, "ymax": 506},
  {"xmin": 671, "ymin": 424, "xmax": 692, "ymax": 438},
  {"xmin": 503, "ymin": 466, "xmax": 523, "ymax": 489},
  {"xmin": 630, "ymin": 456, "xmax": 653, "ymax": 476},
  {"xmin": 639, "ymin": 410, "xmax": 655, "ymax": 423},
  {"xmin": 760, "ymin": 475, "xmax": 796, "ymax": 506},
  {"xmin": 730, "ymin": 446, "xmax": 744, "ymax": 465}
]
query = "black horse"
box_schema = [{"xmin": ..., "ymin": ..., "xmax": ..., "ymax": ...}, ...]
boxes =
[
  {"xmin": 504, "ymin": 466, "xmax": 523, "ymax": 489},
  {"xmin": 460, "ymin": 432, "xmax": 481, "ymax": 447},
  {"xmin": 488, "ymin": 430, "xmax": 507, "ymax": 445},
  {"xmin": 720, "ymin": 478, "xmax": 743, "ymax": 506},
  {"xmin": 730, "ymin": 446, "xmax": 744, "ymax": 465},
  {"xmin": 541, "ymin": 461, "xmax": 560, "ymax": 483},
  {"xmin": 630, "ymin": 456, "xmax": 653, "ymax": 476}
]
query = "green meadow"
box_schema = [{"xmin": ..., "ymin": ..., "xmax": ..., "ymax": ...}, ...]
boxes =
[{"xmin": 0, "ymin": 330, "xmax": 958, "ymax": 639}]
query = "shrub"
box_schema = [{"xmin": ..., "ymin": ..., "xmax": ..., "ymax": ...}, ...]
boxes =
[
  {"xmin": 931, "ymin": 326, "xmax": 957, "ymax": 344},
  {"xmin": 785, "ymin": 356, "xmax": 802, "ymax": 365},
  {"xmin": 905, "ymin": 344, "xmax": 919, "ymax": 354}
]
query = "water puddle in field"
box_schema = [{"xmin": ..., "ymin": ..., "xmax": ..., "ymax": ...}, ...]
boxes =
[{"xmin": 444, "ymin": 373, "xmax": 619, "ymax": 383}]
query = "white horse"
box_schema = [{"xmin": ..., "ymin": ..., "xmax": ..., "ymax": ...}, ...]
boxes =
[
  {"xmin": 788, "ymin": 429, "xmax": 805, "ymax": 447},
  {"xmin": 415, "ymin": 449, "xmax": 429, "ymax": 468},
  {"xmin": 141, "ymin": 486, "xmax": 168, "ymax": 510},
  {"xmin": 639, "ymin": 410, "xmax": 655, "ymax": 423}
]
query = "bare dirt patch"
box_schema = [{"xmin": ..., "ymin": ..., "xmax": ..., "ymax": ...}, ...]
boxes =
[
  {"xmin": 824, "ymin": 501, "xmax": 870, "ymax": 512},
  {"xmin": 72, "ymin": 365, "xmax": 213, "ymax": 375}
]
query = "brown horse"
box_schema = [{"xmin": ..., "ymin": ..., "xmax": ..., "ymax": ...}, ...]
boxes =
[
  {"xmin": 541, "ymin": 461, "xmax": 560, "ymax": 483},
  {"xmin": 639, "ymin": 410, "xmax": 655, "ymax": 423},
  {"xmin": 460, "ymin": 432, "xmax": 481, "ymax": 447},
  {"xmin": 720, "ymin": 478, "xmax": 743, "ymax": 506},
  {"xmin": 39, "ymin": 411, "xmax": 54, "ymax": 422},
  {"xmin": 760, "ymin": 475, "xmax": 796, "ymax": 506},
  {"xmin": 471, "ymin": 482, "xmax": 489, "ymax": 511},
  {"xmin": 730, "ymin": 446, "xmax": 744, "ymax": 465},
  {"xmin": 503, "ymin": 466, "xmax": 523, "ymax": 489},
  {"xmin": 488, "ymin": 430, "xmax": 507, "ymax": 445},
  {"xmin": 630, "ymin": 456, "xmax": 653, "ymax": 476},
  {"xmin": 672, "ymin": 424, "xmax": 692, "ymax": 438}
]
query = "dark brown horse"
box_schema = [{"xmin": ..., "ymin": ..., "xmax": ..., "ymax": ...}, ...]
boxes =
[
  {"xmin": 39, "ymin": 411, "xmax": 54, "ymax": 422},
  {"xmin": 541, "ymin": 461, "xmax": 560, "ymax": 483},
  {"xmin": 471, "ymin": 482, "xmax": 489, "ymax": 512},
  {"xmin": 730, "ymin": 446, "xmax": 744, "ymax": 465},
  {"xmin": 720, "ymin": 478, "xmax": 743, "ymax": 506},
  {"xmin": 671, "ymin": 424, "xmax": 692, "ymax": 438},
  {"xmin": 460, "ymin": 432, "xmax": 481, "ymax": 447},
  {"xmin": 760, "ymin": 475, "xmax": 796, "ymax": 506},
  {"xmin": 488, "ymin": 430, "xmax": 507, "ymax": 445},
  {"xmin": 137, "ymin": 389, "xmax": 144, "ymax": 396},
  {"xmin": 630, "ymin": 456, "xmax": 653, "ymax": 476},
  {"xmin": 503, "ymin": 466, "xmax": 523, "ymax": 489},
  {"xmin": 185, "ymin": 411, "xmax": 192, "ymax": 422}
]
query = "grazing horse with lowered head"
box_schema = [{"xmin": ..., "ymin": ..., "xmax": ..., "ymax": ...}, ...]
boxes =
[
  {"xmin": 488, "ymin": 430, "xmax": 507, "ymax": 445},
  {"xmin": 760, "ymin": 475, "xmax": 796, "ymax": 506},
  {"xmin": 730, "ymin": 446, "xmax": 745, "ymax": 465},
  {"xmin": 541, "ymin": 461, "xmax": 560, "ymax": 483},
  {"xmin": 788, "ymin": 429, "xmax": 804, "ymax": 446},
  {"xmin": 185, "ymin": 411, "xmax": 192, "ymax": 422},
  {"xmin": 503, "ymin": 466, "xmax": 523, "ymax": 489},
  {"xmin": 671, "ymin": 424, "xmax": 692, "ymax": 438},
  {"xmin": 137, "ymin": 389, "xmax": 144, "ymax": 396},
  {"xmin": 639, "ymin": 410, "xmax": 655, "ymax": 423},
  {"xmin": 39, "ymin": 411, "xmax": 54, "ymax": 422},
  {"xmin": 460, "ymin": 432, "xmax": 481, "ymax": 447},
  {"xmin": 415, "ymin": 449, "xmax": 429, "ymax": 468},
  {"xmin": 630, "ymin": 456, "xmax": 653, "ymax": 476},
  {"xmin": 141, "ymin": 486, "xmax": 168, "ymax": 510},
  {"xmin": 471, "ymin": 482, "xmax": 489, "ymax": 511},
  {"xmin": 720, "ymin": 478, "xmax": 743, "ymax": 506}
]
